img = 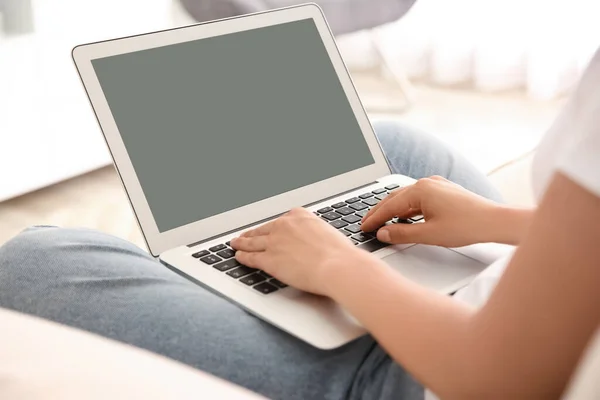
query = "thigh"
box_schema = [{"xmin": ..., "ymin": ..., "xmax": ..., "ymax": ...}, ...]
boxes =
[
  {"xmin": 373, "ymin": 120, "xmax": 503, "ymax": 202},
  {"xmin": 0, "ymin": 226, "xmax": 422, "ymax": 400}
]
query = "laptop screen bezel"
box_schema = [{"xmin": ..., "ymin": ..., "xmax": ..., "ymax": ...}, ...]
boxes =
[{"xmin": 72, "ymin": 4, "xmax": 391, "ymax": 256}]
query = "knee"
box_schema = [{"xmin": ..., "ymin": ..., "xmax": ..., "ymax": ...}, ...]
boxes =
[
  {"xmin": 0, "ymin": 227, "xmax": 77, "ymax": 308},
  {"xmin": 372, "ymin": 119, "xmax": 430, "ymax": 161},
  {"xmin": 0, "ymin": 226, "xmax": 63, "ymax": 264},
  {"xmin": 0, "ymin": 226, "xmax": 158, "ymax": 318},
  {"xmin": 0, "ymin": 226, "xmax": 150, "ymax": 274},
  {"xmin": 372, "ymin": 120, "xmax": 417, "ymax": 151},
  {"xmin": 371, "ymin": 120, "xmax": 425, "ymax": 175}
]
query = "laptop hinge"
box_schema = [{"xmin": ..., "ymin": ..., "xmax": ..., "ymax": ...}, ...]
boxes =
[{"xmin": 186, "ymin": 180, "xmax": 378, "ymax": 248}]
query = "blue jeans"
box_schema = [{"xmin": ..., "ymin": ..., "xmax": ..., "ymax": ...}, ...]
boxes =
[{"xmin": 0, "ymin": 121, "xmax": 501, "ymax": 400}]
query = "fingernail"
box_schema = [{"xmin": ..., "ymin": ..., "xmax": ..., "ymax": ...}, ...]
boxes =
[{"xmin": 377, "ymin": 229, "xmax": 391, "ymax": 242}]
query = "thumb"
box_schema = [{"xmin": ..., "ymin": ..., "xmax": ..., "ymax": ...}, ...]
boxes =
[{"xmin": 376, "ymin": 223, "xmax": 431, "ymax": 244}]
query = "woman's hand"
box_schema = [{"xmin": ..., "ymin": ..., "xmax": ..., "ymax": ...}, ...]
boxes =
[
  {"xmin": 231, "ymin": 208, "xmax": 370, "ymax": 296},
  {"xmin": 361, "ymin": 176, "xmax": 531, "ymax": 247}
]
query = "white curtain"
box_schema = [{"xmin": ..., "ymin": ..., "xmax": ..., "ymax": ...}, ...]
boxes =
[{"xmin": 339, "ymin": 0, "xmax": 600, "ymax": 100}]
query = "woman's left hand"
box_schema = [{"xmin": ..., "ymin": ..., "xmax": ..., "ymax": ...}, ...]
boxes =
[{"xmin": 230, "ymin": 207, "xmax": 365, "ymax": 296}]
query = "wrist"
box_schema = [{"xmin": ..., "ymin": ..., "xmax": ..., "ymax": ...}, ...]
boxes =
[
  {"xmin": 321, "ymin": 249, "xmax": 386, "ymax": 301},
  {"xmin": 485, "ymin": 205, "xmax": 534, "ymax": 245}
]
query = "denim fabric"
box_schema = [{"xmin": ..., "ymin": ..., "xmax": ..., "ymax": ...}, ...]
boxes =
[
  {"xmin": 0, "ymin": 121, "xmax": 500, "ymax": 399},
  {"xmin": 373, "ymin": 120, "xmax": 503, "ymax": 202}
]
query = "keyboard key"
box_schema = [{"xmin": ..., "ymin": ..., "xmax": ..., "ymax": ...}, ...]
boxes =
[
  {"xmin": 409, "ymin": 215, "xmax": 424, "ymax": 222},
  {"xmin": 321, "ymin": 211, "xmax": 342, "ymax": 221},
  {"xmin": 227, "ymin": 266, "xmax": 256, "ymax": 278},
  {"xmin": 200, "ymin": 254, "xmax": 222, "ymax": 265},
  {"xmin": 270, "ymin": 279, "xmax": 288, "ymax": 288},
  {"xmin": 344, "ymin": 224, "xmax": 362, "ymax": 234},
  {"xmin": 226, "ymin": 241, "xmax": 231, "ymax": 246},
  {"xmin": 331, "ymin": 202, "xmax": 347, "ymax": 209},
  {"xmin": 216, "ymin": 248, "xmax": 236, "ymax": 259},
  {"xmin": 209, "ymin": 244, "xmax": 227, "ymax": 252},
  {"xmin": 357, "ymin": 239, "xmax": 388, "ymax": 253},
  {"xmin": 258, "ymin": 270, "xmax": 272, "ymax": 279},
  {"xmin": 355, "ymin": 210, "xmax": 369, "ymax": 218},
  {"xmin": 362, "ymin": 198, "xmax": 379, "ymax": 207},
  {"xmin": 385, "ymin": 183, "xmax": 400, "ymax": 190},
  {"xmin": 253, "ymin": 282, "xmax": 279, "ymax": 294},
  {"xmin": 342, "ymin": 214, "xmax": 361, "ymax": 224},
  {"xmin": 330, "ymin": 219, "xmax": 349, "ymax": 229},
  {"xmin": 352, "ymin": 233, "xmax": 371, "ymax": 242},
  {"xmin": 375, "ymin": 193, "xmax": 389, "ymax": 201},
  {"xmin": 192, "ymin": 250, "xmax": 210, "ymax": 259},
  {"xmin": 336, "ymin": 207, "xmax": 354, "ymax": 216},
  {"xmin": 345, "ymin": 197, "xmax": 360, "ymax": 204},
  {"xmin": 213, "ymin": 258, "xmax": 240, "ymax": 272},
  {"xmin": 350, "ymin": 238, "xmax": 359, "ymax": 245},
  {"xmin": 358, "ymin": 192, "xmax": 373, "ymax": 199},
  {"xmin": 349, "ymin": 202, "xmax": 368, "ymax": 211},
  {"xmin": 317, "ymin": 206, "xmax": 334, "ymax": 214},
  {"xmin": 240, "ymin": 273, "xmax": 267, "ymax": 286},
  {"xmin": 340, "ymin": 230, "xmax": 352, "ymax": 237},
  {"xmin": 372, "ymin": 188, "xmax": 387, "ymax": 194},
  {"xmin": 395, "ymin": 218, "xmax": 413, "ymax": 224}
]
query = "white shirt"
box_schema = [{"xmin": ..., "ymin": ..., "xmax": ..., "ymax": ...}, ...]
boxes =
[{"xmin": 428, "ymin": 48, "xmax": 600, "ymax": 399}]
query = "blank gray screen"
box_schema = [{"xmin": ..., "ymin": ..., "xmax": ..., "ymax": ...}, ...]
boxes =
[{"xmin": 92, "ymin": 19, "xmax": 375, "ymax": 232}]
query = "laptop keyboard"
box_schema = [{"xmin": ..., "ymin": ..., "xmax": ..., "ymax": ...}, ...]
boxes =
[
  {"xmin": 192, "ymin": 244, "xmax": 287, "ymax": 294},
  {"xmin": 191, "ymin": 184, "xmax": 413, "ymax": 295}
]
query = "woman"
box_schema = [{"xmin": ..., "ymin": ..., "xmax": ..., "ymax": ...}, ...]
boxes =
[{"xmin": 1, "ymin": 52, "xmax": 599, "ymax": 400}]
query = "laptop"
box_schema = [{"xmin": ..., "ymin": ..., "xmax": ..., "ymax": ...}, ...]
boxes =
[{"xmin": 72, "ymin": 4, "xmax": 491, "ymax": 349}]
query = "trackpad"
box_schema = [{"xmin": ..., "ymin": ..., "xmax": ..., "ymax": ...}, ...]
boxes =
[{"xmin": 382, "ymin": 245, "xmax": 486, "ymax": 293}]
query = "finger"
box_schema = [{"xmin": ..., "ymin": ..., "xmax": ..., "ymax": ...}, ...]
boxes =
[
  {"xmin": 429, "ymin": 175, "xmax": 447, "ymax": 182},
  {"xmin": 235, "ymin": 250, "xmax": 269, "ymax": 269},
  {"xmin": 241, "ymin": 221, "xmax": 273, "ymax": 238},
  {"xmin": 362, "ymin": 187, "xmax": 406, "ymax": 221},
  {"xmin": 230, "ymin": 236, "xmax": 268, "ymax": 252},
  {"xmin": 396, "ymin": 207, "xmax": 422, "ymax": 220},
  {"xmin": 363, "ymin": 187, "xmax": 404, "ymax": 220},
  {"xmin": 288, "ymin": 207, "xmax": 310, "ymax": 217},
  {"xmin": 376, "ymin": 222, "xmax": 431, "ymax": 244},
  {"xmin": 362, "ymin": 188, "xmax": 418, "ymax": 232},
  {"xmin": 361, "ymin": 208, "xmax": 421, "ymax": 234}
]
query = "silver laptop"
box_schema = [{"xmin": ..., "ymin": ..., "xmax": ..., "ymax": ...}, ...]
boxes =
[{"xmin": 72, "ymin": 4, "xmax": 489, "ymax": 349}]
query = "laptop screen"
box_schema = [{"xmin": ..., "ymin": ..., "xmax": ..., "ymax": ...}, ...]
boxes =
[{"xmin": 92, "ymin": 19, "xmax": 375, "ymax": 233}]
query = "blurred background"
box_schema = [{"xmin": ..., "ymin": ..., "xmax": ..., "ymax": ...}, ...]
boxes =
[{"xmin": 1, "ymin": 0, "xmax": 598, "ymax": 248}]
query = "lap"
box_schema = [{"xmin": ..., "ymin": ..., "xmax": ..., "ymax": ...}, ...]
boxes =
[
  {"xmin": 0, "ymin": 120, "xmax": 497, "ymax": 399},
  {"xmin": 0, "ymin": 226, "xmax": 422, "ymax": 400}
]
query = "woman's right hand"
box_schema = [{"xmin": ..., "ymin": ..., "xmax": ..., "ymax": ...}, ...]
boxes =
[{"xmin": 361, "ymin": 176, "xmax": 532, "ymax": 247}]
